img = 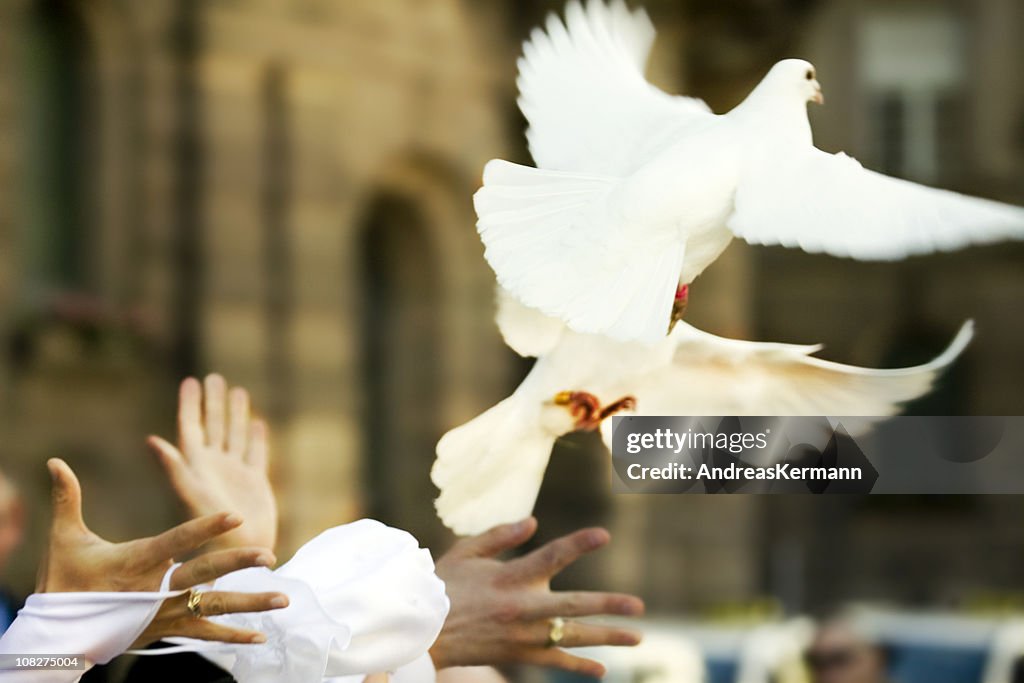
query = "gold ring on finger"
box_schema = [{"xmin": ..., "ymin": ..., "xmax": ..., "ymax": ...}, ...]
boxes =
[
  {"xmin": 186, "ymin": 589, "xmax": 203, "ymax": 618},
  {"xmin": 546, "ymin": 616, "xmax": 566, "ymax": 648}
]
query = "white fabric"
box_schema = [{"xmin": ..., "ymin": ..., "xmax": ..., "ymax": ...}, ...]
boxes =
[
  {"xmin": 0, "ymin": 520, "xmax": 448, "ymax": 683},
  {"xmin": 326, "ymin": 653, "xmax": 436, "ymax": 683},
  {"xmin": 170, "ymin": 520, "xmax": 449, "ymax": 683},
  {"xmin": 0, "ymin": 568, "xmax": 181, "ymax": 682}
]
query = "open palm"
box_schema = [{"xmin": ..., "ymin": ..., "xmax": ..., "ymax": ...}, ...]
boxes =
[{"xmin": 148, "ymin": 375, "xmax": 278, "ymax": 552}]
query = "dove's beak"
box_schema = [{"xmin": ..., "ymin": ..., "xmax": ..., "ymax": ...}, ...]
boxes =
[{"xmin": 811, "ymin": 82, "xmax": 825, "ymax": 105}]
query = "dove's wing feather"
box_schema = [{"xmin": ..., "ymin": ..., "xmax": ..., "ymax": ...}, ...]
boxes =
[
  {"xmin": 495, "ymin": 288, "xmax": 567, "ymax": 358},
  {"xmin": 730, "ymin": 147, "xmax": 1024, "ymax": 259},
  {"xmin": 632, "ymin": 321, "xmax": 972, "ymax": 419},
  {"xmin": 481, "ymin": 0, "xmax": 722, "ymax": 342},
  {"xmin": 520, "ymin": 0, "xmax": 712, "ymax": 174},
  {"xmin": 432, "ymin": 393, "xmax": 557, "ymax": 536},
  {"xmin": 476, "ymin": 159, "xmax": 684, "ymax": 341}
]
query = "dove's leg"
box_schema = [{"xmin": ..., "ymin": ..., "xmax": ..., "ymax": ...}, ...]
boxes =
[
  {"xmin": 668, "ymin": 284, "xmax": 689, "ymax": 333},
  {"xmin": 553, "ymin": 391, "xmax": 600, "ymax": 430},
  {"xmin": 553, "ymin": 391, "xmax": 636, "ymax": 431}
]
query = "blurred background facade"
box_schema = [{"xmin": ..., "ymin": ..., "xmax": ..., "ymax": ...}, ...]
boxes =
[{"xmin": 0, "ymin": 0, "xmax": 1022, "ymax": 628}]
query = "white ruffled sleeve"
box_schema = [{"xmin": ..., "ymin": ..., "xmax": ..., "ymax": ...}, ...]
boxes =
[
  {"xmin": 324, "ymin": 653, "xmax": 436, "ymax": 683},
  {"xmin": 170, "ymin": 519, "xmax": 449, "ymax": 683},
  {"xmin": 0, "ymin": 579, "xmax": 178, "ymax": 682}
]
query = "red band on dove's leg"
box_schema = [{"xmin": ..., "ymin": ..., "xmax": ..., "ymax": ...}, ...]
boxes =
[{"xmin": 668, "ymin": 284, "xmax": 690, "ymax": 333}]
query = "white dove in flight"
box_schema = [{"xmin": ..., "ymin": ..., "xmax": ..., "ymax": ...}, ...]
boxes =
[
  {"xmin": 431, "ymin": 291, "xmax": 974, "ymax": 535},
  {"xmin": 475, "ymin": 0, "xmax": 1024, "ymax": 343}
]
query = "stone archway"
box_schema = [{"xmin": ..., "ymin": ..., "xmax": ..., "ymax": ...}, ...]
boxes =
[
  {"xmin": 357, "ymin": 190, "xmax": 446, "ymax": 551},
  {"xmin": 344, "ymin": 153, "xmax": 513, "ymax": 551}
]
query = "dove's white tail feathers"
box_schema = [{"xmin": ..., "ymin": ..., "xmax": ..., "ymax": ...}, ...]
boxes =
[
  {"xmin": 476, "ymin": 159, "xmax": 685, "ymax": 342},
  {"xmin": 612, "ymin": 321, "xmax": 975, "ymax": 447},
  {"xmin": 802, "ymin": 319, "xmax": 973, "ymax": 382},
  {"xmin": 768, "ymin": 320, "xmax": 975, "ymax": 428},
  {"xmin": 747, "ymin": 320, "xmax": 975, "ymax": 419},
  {"xmin": 432, "ymin": 395, "xmax": 556, "ymax": 536},
  {"xmin": 518, "ymin": 0, "xmax": 712, "ymax": 174}
]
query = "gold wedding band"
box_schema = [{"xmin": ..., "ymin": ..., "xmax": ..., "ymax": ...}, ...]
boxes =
[
  {"xmin": 546, "ymin": 617, "xmax": 566, "ymax": 647},
  {"xmin": 186, "ymin": 589, "xmax": 203, "ymax": 618}
]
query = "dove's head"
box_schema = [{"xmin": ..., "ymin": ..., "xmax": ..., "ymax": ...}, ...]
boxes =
[{"xmin": 763, "ymin": 59, "xmax": 824, "ymax": 106}]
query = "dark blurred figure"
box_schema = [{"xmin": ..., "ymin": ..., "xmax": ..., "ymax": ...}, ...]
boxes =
[
  {"xmin": 0, "ymin": 467, "xmax": 25, "ymax": 635},
  {"xmin": 806, "ymin": 616, "xmax": 891, "ymax": 683},
  {"xmin": 1012, "ymin": 655, "xmax": 1024, "ymax": 683}
]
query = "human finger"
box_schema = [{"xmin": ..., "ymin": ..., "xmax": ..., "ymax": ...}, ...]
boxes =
[
  {"xmin": 226, "ymin": 387, "xmax": 250, "ymax": 456},
  {"xmin": 170, "ymin": 547, "xmax": 276, "ymax": 589},
  {"xmin": 506, "ymin": 528, "xmax": 609, "ymax": 583},
  {"xmin": 203, "ymin": 374, "xmax": 228, "ymax": 450},
  {"xmin": 147, "ymin": 435, "xmax": 187, "ymax": 479},
  {"xmin": 449, "ymin": 518, "xmax": 537, "ymax": 559},
  {"xmin": 522, "ymin": 591, "xmax": 644, "ymax": 620},
  {"xmin": 525, "ymin": 619, "xmax": 640, "ymax": 648},
  {"xmin": 173, "ymin": 618, "xmax": 268, "ymax": 645},
  {"xmin": 184, "ymin": 590, "xmax": 289, "ymax": 617},
  {"xmin": 245, "ymin": 419, "xmax": 269, "ymax": 471},
  {"xmin": 522, "ymin": 647, "xmax": 606, "ymax": 678},
  {"xmin": 178, "ymin": 377, "xmax": 205, "ymax": 454},
  {"xmin": 145, "ymin": 512, "xmax": 242, "ymax": 561},
  {"xmin": 47, "ymin": 458, "xmax": 86, "ymax": 532}
]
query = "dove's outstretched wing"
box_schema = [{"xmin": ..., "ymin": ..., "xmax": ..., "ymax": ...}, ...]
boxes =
[
  {"xmin": 520, "ymin": 0, "xmax": 712, "ymax": 174},
  {"xmin": 626, "ymin": 320, "xmax": 973, "ymax": 423},
  {"xmin": 729, "ymin": 148, "xmax": 1024, "ymax": 259}
]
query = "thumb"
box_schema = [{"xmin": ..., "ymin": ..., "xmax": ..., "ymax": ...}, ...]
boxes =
[
  {"xmin": 457, "ymin": 517, "xmax": 537, "ymax": 558},
  {"xmin": 47, "ymin": 458, "xmax": 86, "ymax": 532},
  {"xmin": 146, "ymin": 435, "xmax": 186, "ymax": 475}
]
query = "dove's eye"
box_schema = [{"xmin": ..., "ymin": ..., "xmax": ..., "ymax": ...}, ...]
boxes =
[{"xmin": 805, "ymin": 69, "xmax": 815, "ymax": 81}]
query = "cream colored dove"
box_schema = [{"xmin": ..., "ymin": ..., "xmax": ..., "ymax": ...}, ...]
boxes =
[{"xmin": 431, "ymin": 292, "xmax": 973, "ymax": 535}]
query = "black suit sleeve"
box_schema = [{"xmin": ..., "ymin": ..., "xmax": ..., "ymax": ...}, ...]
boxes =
[{"xmin": 87, "ymin": 651, "xmax": 236, "ymax": 683}]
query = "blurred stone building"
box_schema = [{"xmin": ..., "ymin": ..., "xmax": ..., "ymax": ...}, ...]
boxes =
[
  {"xmin": 0, "ymin": 0, "xmax": 1022, "ymax": 622},
  {"xmin": 0, "ymin": 0, "xmax": 518, "ymax": 590}
]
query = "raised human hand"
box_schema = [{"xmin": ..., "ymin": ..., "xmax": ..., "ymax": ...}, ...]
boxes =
[
  {"xmin": 429, "ymin": 518, "xmax": 644, "ymax": 677},
  {"xmin": 147, "ymin": 375, "xmax": 277, "ymax": 551},
  {"xmin": 37, "ymin": 458, "xmax": 288, "ymax": 647}
]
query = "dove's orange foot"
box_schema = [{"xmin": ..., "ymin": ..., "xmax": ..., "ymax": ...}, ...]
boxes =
[
  {"xmin": 553, "ymin": 391, "xmax": 637, "ymax": 431},
  {"xmin": 668, "ymin": 284, "xmax": 689, "ymax": 333}
]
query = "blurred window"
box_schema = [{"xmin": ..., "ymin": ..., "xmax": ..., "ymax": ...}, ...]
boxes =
[
  {"xmin": 359, "ymin": 193, "xmax": 445, "ymax": 551},
  {"xmin": 23, "ymin": 0, "xmax": 95, "ymax": 294},
  {"xmin": 858, "ymin": 5, "xmax": 967, "ymax": 185}
]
